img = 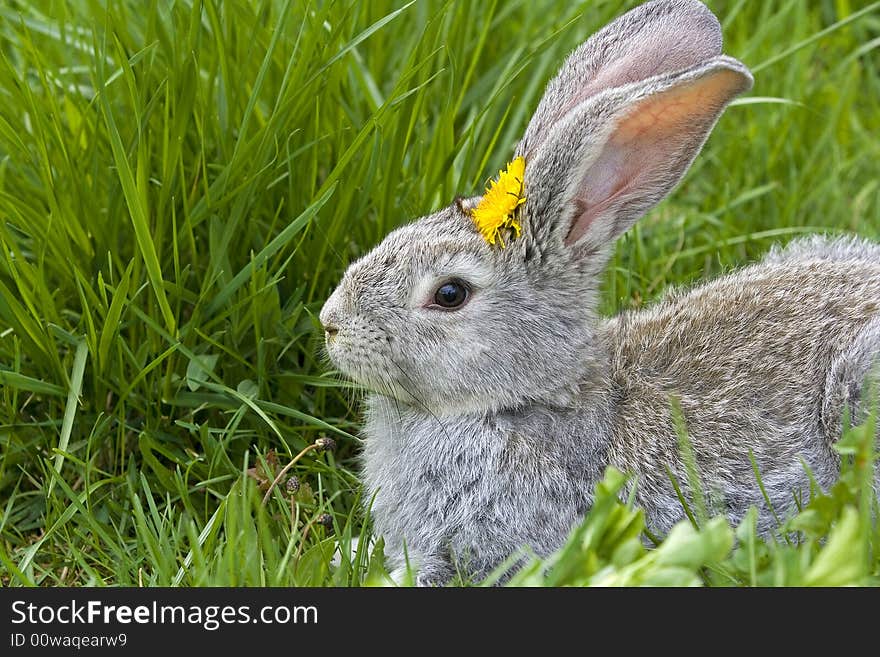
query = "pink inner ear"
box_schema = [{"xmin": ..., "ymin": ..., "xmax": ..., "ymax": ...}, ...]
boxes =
[
  {"xmin": 563, "ymin": 68, "xmax": 746, "ymax": 246},
  {"xmin": 564, "ymin": 148, "xmax": 632, "ymax": 245}
]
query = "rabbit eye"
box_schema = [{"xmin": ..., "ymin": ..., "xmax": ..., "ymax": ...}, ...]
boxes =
[{"xmin": 432, "ymin": 280, "xmax": 469, "ymax": 309}]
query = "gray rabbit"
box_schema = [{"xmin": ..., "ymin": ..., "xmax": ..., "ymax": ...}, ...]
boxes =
[{"xmin": 320, "ymin": 0, "xmax": 880, "ymax": 585}]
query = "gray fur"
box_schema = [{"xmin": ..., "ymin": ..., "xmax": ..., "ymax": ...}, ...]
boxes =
[{"xmin": 319, "ymin": 0, "xmax": 880, "ymax": 585}]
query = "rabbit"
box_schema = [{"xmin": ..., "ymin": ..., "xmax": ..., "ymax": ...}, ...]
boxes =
[{"xmin": 319, "ymin": 0, "xmax": 880, "ymax": 586}]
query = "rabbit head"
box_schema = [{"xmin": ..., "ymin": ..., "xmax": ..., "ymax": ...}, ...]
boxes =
[{"xmin": 320, "ymin": 0, "xmax": 752, "ymax": 416}]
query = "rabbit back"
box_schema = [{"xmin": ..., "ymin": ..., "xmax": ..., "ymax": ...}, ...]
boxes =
[{"xmin": 602, "ymin": 236, "xmax": 880, "ymax": 532}]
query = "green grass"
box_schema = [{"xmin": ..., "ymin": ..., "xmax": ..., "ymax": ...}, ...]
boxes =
[{"xmin": 0, "ymin": 0, "xmax": 878, "ymax": 587}]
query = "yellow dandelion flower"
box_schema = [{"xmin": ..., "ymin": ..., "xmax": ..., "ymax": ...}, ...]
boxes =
[{"xmin": 470, "ymin": 156, "xmax": 527, "ymax": 247}]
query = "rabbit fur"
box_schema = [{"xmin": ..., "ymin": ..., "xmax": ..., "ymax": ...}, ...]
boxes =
[{"xmin": 319, "ymin": 0, "xmax": 880, "ymax": 585}]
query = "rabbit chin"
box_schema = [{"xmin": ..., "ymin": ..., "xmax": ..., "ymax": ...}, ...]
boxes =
[
  {"xmin": 330, "ymin": 358, "xmax": 489, "ymax": 417},
  {"xmin": 327, "ymin": 351, "xmax": 465, "ymax": 416},
  {"xmin": 334, "ymin": 354, "xmax": 588, "ymax": 418}
]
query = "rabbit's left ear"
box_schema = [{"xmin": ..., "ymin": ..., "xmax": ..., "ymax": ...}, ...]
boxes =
[{"xmin": 515, "ymin": 1, "xmax": 752, "ymax": 253}]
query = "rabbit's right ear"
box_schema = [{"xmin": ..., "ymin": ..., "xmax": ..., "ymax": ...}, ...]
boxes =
[{"xmin": 515, "ymin": 0, "xmax": 752, "ymax": 254}]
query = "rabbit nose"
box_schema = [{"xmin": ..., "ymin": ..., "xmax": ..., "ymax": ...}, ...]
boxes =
[{"xmin": 320, "ymin": 287, "xmax": 345, "ymax": 340}]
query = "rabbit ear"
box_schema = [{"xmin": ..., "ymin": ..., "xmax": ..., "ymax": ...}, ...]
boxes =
[
  {"xmin": 515, "ymin": 0, "xmax": 752, "ymax": 252},
  {"xmin": 519, "ymin": 0, "xmax": 725, "ymax": 156}
]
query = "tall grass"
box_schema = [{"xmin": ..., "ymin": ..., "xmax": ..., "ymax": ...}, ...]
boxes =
[{"xmin": 0, "ymin": 0, "xmax": 878, "ymax": 586}]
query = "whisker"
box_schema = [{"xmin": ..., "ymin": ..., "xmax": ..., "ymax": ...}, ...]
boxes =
[
  {"xmin": 387, "ymin": 357, "xmax": 455, "ymax": 445},
  {"xmin": 375, "ymin": 369, "xmax": 405, "ymax": 424}
]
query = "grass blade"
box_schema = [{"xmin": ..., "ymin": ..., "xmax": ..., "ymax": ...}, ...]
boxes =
[
  {"xmin": 48, "ymin": 338, "xmax": 88, "ymax": 497},
  {"xmin": 95, "ymin": 43, "xmax": 176, "ymax": 334},
  {"xmin": 0, "ymin": 370, "xmax": 65, "ymax": 396}
]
